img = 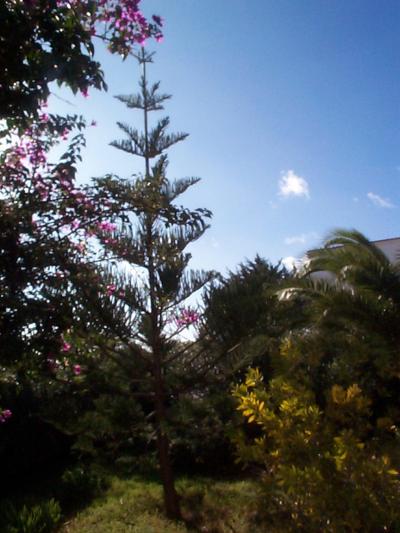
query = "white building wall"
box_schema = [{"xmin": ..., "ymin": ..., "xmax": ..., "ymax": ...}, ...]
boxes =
[{"xmin": 373, "ymin": 237, "xmax": 400, "ymax": 264}]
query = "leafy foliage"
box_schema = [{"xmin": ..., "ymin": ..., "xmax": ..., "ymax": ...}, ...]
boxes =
[
  {"xmin": 234, "ymin": 358, "xmax": 400, "ymax": 532},
  {"xmin": 0, "ymin": 0, "xmax": 163, "ymax": 128},
  {"xmin": 0, "ymin": 112, "xmax": 132, "ymax": 481},
  {"xmin": 0, "ymin": 114, "xmax": 94, "ymax": 464},
  {"xmin": 0, "ymin": 115, "xmax": 86, "ymax": 368},
  {"xmin": 233, "ymin": 230, "xmax": 400, "ymax": 532}
]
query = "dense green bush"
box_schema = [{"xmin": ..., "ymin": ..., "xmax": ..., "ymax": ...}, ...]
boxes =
[
  {"xmin": 202, "ymin": 257, "xmax": 293, "ymax": 371},
  {"xmin": 57, "ymin": 466, "xmax": 108, "ymax": 508}
]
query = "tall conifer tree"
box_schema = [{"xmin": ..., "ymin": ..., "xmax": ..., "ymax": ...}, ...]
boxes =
[{"xmin": 82, "ymin": 48, "xmax": 214, "ymax": 519}]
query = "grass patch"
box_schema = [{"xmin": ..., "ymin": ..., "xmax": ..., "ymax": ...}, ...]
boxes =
[{"xmin": 59, "ymin": 475, "xmax": 265, "ymax": 532}]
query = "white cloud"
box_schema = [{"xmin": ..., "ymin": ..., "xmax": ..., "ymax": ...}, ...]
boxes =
[
  {"xmin": 284, "ymin": 232, "xmax": 318, "ymax": 246},
  {"xmin": 367, "ymin": 192, "xmax": 395, "ymax": 208},
  {"xmin": 285, "ymin": 234, "xmax": 306, "ymax": 245},
  {"xmin": 281, "ymin": 256, "xmax": 298, "ymax": 271},
  {"xmin": 279, "ymin": 170, "xmax": 310, "ymax": 199}
]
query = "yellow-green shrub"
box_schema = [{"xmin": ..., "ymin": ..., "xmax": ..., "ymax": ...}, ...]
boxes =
[{"xmin": 233, "ymin": 345, "xmax": 400, "ymax": 532}]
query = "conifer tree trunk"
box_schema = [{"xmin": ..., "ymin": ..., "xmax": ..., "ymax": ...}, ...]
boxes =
[
  {"xmin": 146, "ymin": 206, "xmax": 181, "ymax": 519},
  {"xmin": 153, "ymin": 358, "xmax": 181, "ymax": 519}
]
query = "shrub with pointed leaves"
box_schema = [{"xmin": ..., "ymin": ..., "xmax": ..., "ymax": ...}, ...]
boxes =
[{"xmin": 233, "ymin": 354, "xmax": 400, "ymax": 532}]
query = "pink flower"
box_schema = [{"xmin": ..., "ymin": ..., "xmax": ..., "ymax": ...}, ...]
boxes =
[
  {"xmin": 81, "ymin": 88, "xmax": 89, "ymax": 98},
  {"xmin": 0, "ymin": 409, "xmax": 12, "ymax": 423},
  {"xmin": 106, "ymin": 284, "xmax": 116, "ymax": 295},
  {"xmin": 97, "ymin": 221, "xmax": 117, "ymax": 232},
  {"xmin": 73, "ymin": 364, "xmax": 81, "ymax": 376},
  {"xmin": 175, "ymin": 308, "xmax": 200, "ymax": 328},
  {"xmin": 90, "ymin": 120, "xmax": 97, "ymax": 127},
  {"xmin": 61, "ymin": 341, "xmax": 71, "ymax": 352},
  {"xmin": 75, "ymin": 242, "xmax": 86, "ymax": 253}
]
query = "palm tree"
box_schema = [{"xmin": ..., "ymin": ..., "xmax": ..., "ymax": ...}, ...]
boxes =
[{"xmin": 279, "ymin": 229, "xmax": 400, "ymax": 418}]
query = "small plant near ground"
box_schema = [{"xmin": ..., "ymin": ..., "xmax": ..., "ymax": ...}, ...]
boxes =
[
  {"xmin": 0, "ymin": 498, "xmax": 61, "ymax": 533},
  {"xmin": 57, "ymin": 466, "xmax": 109, "ymax": 509}
]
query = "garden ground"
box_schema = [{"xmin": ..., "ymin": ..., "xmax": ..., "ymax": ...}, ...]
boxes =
[{"xmin": 59, "ymin": 476, "xmax": 266, "ymax": 533}]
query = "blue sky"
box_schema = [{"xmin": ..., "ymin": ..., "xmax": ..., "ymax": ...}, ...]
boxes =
[{"xmin": 50, "ymin": 0, "xmax": 400, "ymax": 274}]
